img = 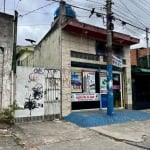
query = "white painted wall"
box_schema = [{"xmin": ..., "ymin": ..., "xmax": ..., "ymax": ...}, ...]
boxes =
[{"xmin": 15, "ymin": 66, "xmax": 45, "ymax": 118}]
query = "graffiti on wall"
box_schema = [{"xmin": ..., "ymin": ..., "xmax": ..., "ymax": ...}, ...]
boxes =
[
  {"xmin": 15, "ymin": 67, "xmax": 45, "ymax": 118},
  {"xmin": 24, "ymin": 83, "xmax": 43, "ymax": 110}
]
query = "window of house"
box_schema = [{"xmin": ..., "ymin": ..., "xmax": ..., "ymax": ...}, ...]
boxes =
[{"xmin": 71, "ymin": 51, "xmax": 99, "ymax": 61}]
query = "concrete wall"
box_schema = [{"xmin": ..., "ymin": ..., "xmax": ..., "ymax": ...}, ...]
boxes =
[
  {"xmin": 34, "ymin": 28, "xmax": 61, "ymax": 69},
  {"xmin": 123, "ymin": 46, "xmax": 133, "ymax": 109},
  {"xmin": 21, "ymin": 53, "xmax": 34, "ymax": 67},
  {"xmin": 0, "ymin": 13, "xmax": 14, "ymax": 109},
  {"xmin": 61, "ymin": 31, "xmax": 102, "ymax": 116},
  {"xmin": 15, "ymin": 66, "xmax": 45, "ymax": 118}
]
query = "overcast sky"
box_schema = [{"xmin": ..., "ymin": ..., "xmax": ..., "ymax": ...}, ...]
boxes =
[{"xmin": 1, "ymin": 0, "xmax": 150, "ymax": 48}]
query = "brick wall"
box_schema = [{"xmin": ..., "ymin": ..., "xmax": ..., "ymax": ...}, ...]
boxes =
[{"xmin": 130, "ymin": 48, "xmax": 149, "ymax": 66}]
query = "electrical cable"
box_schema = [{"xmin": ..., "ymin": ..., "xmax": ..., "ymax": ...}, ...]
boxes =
[
  {"xmin": 17, "ymin": 0, "xmax": 150, "ymax": 35},
  {"xmin": 16, "ymin": 0, "xmax": 21, "ymax": 10},
  {"xmin": 118, "ymin": 0, "xmax": 146, "ymax": 28},
  {"xmin": 20, "ymin": 2, "xmax": 55, "ymax": 17}
]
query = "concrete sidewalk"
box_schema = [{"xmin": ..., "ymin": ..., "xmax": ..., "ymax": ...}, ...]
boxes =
[
  {"xmin": 90, "ymin": 120, "xmax": 150, "ymax": 142},
  {"xmin": 65, "ymin": 109, "xmax": 150, "ymax": 149}
]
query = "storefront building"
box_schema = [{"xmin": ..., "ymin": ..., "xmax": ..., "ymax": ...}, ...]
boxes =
[
  {"xmin": 34, "ymin": 2, "xmax": 139, "ymax": 116},
  {"xmin": 131, "ymin": 48, "xmax": 150, "ymax": 110}
]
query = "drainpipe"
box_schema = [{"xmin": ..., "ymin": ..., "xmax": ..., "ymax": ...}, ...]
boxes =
[{"xmin": 0, "ymin": 47, "xmax": 4, "ymax": 110}]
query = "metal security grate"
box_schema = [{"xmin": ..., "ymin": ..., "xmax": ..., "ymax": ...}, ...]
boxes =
[{"xmin": 44, "ymin": 70, "xmax": 61, "ymax": 120}]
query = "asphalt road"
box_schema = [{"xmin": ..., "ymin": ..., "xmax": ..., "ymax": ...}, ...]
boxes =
[{"xmin": 0, "ymin": 120, "xmax": 148, "ymax": 150}]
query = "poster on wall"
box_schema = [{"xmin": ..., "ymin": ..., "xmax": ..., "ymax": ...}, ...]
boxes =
[
  {"xmin": 71, "ymin": 70, "xmax": 82, "ymax": 93},
  {"xmin": 15, "ymin": 67, "xmax": 45, "ymax": 118},
  {"xmin": 100, "ymin": 72, "xmax": 107, "ymax": 94},
  {"xmin": 83, "ymin": 71, "xmax": 96, "ymax": 93},
  {"xmin": 100, "ymin": 72, "xmax": 107, "ymax": 108}
]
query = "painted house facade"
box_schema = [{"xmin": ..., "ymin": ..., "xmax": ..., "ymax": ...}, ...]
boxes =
[
  {"xmin": 0, "ymin": 12, "xmax": 14, "ymax": 110},
  {"xmin": 33, "ymin": 1, "xmax": 139, "ymax": 117}
]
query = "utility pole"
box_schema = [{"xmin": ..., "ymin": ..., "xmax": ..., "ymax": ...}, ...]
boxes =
[
  {"xmin": 12, "ymin": 10, "xmax": 18, "ymax": 74},
  {"xmin": 11, "ymin": 11, "xmax": 18, "ymax": 106},
  {"xmin": 106, "ymin": 0, "xmax": 114, "ymax": 115},
  {"xmin": 59, "ymin": 1, "xmax": 66, "ymax": 119},
  {"xmin": 4, "ymin": 0, "xmax": 5, "ymax": 13},
  {"xmin": 146, "ymin": 28, "xmax": 149, "ymax": 68}
]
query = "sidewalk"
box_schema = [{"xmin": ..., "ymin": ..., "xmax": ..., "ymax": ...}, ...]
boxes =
[
  {"xmin": 65, "ymin": 109, "xmax": 150, "ymax": 127},
  {"xmin": 65, "ymin": 109, "xmax": 150, "ymax": 148}
]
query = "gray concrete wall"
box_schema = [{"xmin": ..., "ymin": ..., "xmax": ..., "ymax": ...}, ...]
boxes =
[
  {"xmin": 61, "ymin": 31, "xmax": 102, "ymax": 116},
  {"xmin": 0, "ymin": 13, "xmax": 14, "ymax": 109},
  {"xmin": 123, "ymin": 46, "xmax": 133, "ymax": 109},
  {"xmin": 34, "ymin": 28, "xmax": 61, "ymax": 69}
]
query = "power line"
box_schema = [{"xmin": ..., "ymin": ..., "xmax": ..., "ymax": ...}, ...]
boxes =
[
  {"xmin": 118, "ymin": 0, "xmax": 146, "ymax": 28},
  {"xmin": 64, "ymin": 0, "xmax": 149, "ymax": 33},
  {"xmin": 129, "ymin": 0, "xmax": 150, "ymax": 18},
  {"xmin": 17, "ymin": 0, "xmax": 149, "ymax": 35},
  {"xmin": 18, "ymin": 24, "xmax": 50, "ymax": 27},
  {"xmin": 16, "ymin": 0, "xmax": 21, "ymax": 10},
  {"xmin": 20, "ymin": 2, "xmax": 55, "ymax": 17}
]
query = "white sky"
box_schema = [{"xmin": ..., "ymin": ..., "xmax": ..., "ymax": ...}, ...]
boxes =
[{"xmin": 1, "ymin": 0, "xmax": 150, "ymax": 48}]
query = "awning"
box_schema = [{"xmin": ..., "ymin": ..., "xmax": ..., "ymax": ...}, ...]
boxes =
[{"xmin": 132, "ymin": 66, "xmax": 150, "ymax": 73}]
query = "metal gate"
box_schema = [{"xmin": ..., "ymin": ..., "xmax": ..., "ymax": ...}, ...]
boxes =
[{"xmin": 44, "ymin": 69, "xmax": 61, "ymax": 120}]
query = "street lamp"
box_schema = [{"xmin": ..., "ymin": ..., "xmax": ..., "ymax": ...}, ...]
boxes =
[
  {"xmin": 25, "ymin": 39, "xmax": 36, "ymax": 45},
  {"xmin": 0, "ymin": 47, "xmax": 4, "ymax": 110}
]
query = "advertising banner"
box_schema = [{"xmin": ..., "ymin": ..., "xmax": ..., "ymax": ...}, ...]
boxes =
[
  {"xmin": 71, "ymin": 93, "xmax": 99, "ymax": 102},
  {"xmin": 83, "ymin": 71, "xmax": 95, "ymax": 93},
  {"xmin": 71, "ymin": 70, "xmax": 82, "ymax": 93}
]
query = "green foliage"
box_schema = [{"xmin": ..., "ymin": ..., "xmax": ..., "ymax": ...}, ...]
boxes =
[{"xmin": 0, "ymin": 101, "xmax": 20, "ymax": 124}]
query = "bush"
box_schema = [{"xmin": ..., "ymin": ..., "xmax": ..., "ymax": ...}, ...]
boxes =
[{"xmin": 0, "ymin": 101, "xmax": 20, "ymax": 124}]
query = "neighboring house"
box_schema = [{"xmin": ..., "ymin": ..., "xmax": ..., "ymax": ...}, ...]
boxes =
[
  {"xmin": 16, "ymin": 45, "xmax": 34, "ymax": 66},
  {"xmin": 130, "ymin": 47, "xmax": 150, "ymax": 67},
  {"xmin": 32, "ymin": 1, "xmax": 139, "ymax": 117},
  {"xmin": 131, "ymin": 48, "xmax": 150, "ymax": 109},
  {"xmin": 0, "ymin": 12, "xmax": 14, "ymax": 110}
]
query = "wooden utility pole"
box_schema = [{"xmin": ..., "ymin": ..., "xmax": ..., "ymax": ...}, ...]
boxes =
[
  {"xmin": 59, "ymin": 1, "xmax": 66, "ymax": 119},
  {"xmin": 12, "ymin": 10, "xmax": 18, "ymax": 74},
  {"xmin": 106, "ymin": 0, "xmax": 114, "ymax": 115},
  {"xmin": 4, "ymin": 0, "xmax": 5, "ymax": 13},
  {"xmin": 146, "ymin": 28, "xmax": 149, "ymax": 68}
]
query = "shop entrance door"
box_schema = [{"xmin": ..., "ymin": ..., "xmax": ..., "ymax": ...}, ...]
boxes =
[{"xmin": 113, "ymin": 72, "xmax": 123, "ymax": 108}]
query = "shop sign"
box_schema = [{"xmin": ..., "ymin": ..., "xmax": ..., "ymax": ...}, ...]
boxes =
[
  {"xmin": 100, "ymin": 72, "xmax": 107, "ymax": 94},
  {"xmin": 112, "ymin": 55, "xmax": 122, "ymax": 68},
  {"xmin": 71, "ymin": 93, "xmax": 99, "ymax": 102}
]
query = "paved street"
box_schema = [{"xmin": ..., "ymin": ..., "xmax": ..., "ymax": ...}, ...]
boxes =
[
  {"xmin": 0, "ymin": 109, "xmax": 150, "ymax": 149},
  {"xmin": 0, "ymin": 119, "xmax": 149, "ymax": 150}
]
